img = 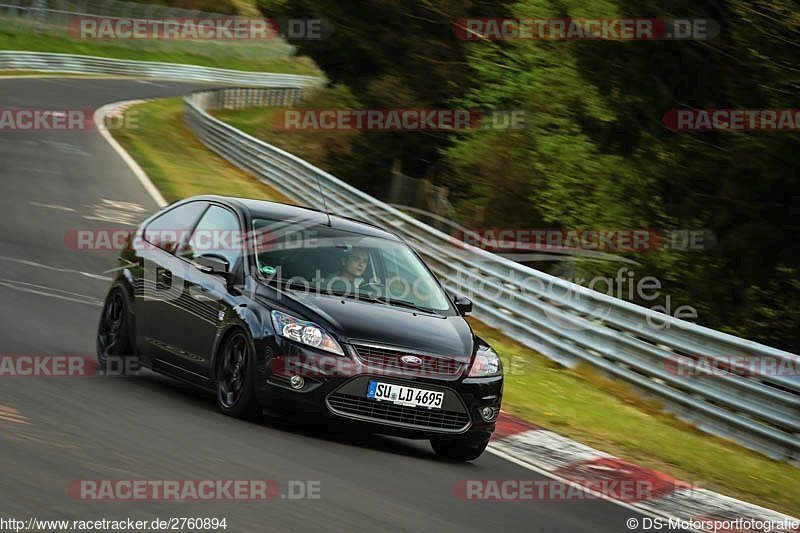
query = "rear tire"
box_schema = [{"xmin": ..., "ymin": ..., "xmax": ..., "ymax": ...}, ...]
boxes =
[
  {"xmin": 431, "ymin": 435, "xmax": 490, "ymax": 462},
  {"xmin": 216, "ymin": 330, "xmax": 258, "ymax": 419},
  {"xmin": 96, "ymin": 287, "xmax": 139, "ymax": 374}
]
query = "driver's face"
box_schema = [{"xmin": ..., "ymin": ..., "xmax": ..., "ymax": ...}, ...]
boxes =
[{"xmin": 344, "ymin": 251, "xmax": 369, "ymax": 278}]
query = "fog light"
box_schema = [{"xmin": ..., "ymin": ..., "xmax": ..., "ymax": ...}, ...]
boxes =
[
  {"xmin": 480, "ymin": 406, "xmax": 498, "ymax": 422},
  {"xmin": 289, "ymin": 375, "xmax": 305, "ymax": 390}
]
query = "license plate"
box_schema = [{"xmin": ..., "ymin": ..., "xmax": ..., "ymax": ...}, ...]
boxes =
[{"xmin": 366, "ymin": 380, "xmax": 444, "ymax": 409}]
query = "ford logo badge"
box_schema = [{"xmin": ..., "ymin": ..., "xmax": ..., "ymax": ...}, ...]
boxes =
[{"xmin": 400, "ymin": 355, "xmax": 423, "ymax": 367}]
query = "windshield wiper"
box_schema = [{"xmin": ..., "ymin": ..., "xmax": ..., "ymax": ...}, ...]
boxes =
[
  {"xmin": 375, "ymin": 296, "xmax": 440, "ymax": 315},
  {"xmin": 324, "ymin": 289, "xmax": 376, "ymax": 303}
]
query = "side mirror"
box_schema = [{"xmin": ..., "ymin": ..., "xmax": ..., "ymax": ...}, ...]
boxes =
[
  {"xmin": 452, "ymin": 294, "xmax": 473, "ymax": 316},
  {"xmin": 192, "ymin": 254, "xmax": 230, "ymax": 278}
]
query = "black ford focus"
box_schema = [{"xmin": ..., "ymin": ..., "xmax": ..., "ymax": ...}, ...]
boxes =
[{"xmin": 98, "ymin": 195, "xmax": 503, "ymax": 461}]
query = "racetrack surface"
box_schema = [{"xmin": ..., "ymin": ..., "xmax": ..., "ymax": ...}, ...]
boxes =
[{"xmin": 0, "ymin": 77, "xmax": 682, "ymax": 532}]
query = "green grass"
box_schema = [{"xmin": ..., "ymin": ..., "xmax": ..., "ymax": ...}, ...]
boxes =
[
  {"xmin": 211, "ymin": 106, "xmax": 354, "ymax": 168},
  {"xmin": 110, "ymin": 98, "xmax": 800, "ymax": 517},
  {"xmin": 0, "ymin": 23, "xmax": 321, "ymax": 75},
  {"xmin": 229, "ymin": 0, "xmax": 261, "ymax": 17},
  {"xmin": 109, "ymin": 98, "xmax": 292, "ymax": 203}
]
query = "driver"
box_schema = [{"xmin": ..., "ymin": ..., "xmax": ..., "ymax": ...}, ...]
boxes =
[{"xmin": 328, "ymin": 247, "xmax": 370, "ymax": 292}]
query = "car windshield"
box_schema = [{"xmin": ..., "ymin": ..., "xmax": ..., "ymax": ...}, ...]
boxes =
[{"xmin": 252, "ymin": 218, "xmax": 452, "ymax": 313}]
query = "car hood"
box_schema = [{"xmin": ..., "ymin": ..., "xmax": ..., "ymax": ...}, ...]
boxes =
[{"xmin": 263, "ymin": 288, "xmax": 475, "ymax": 361}]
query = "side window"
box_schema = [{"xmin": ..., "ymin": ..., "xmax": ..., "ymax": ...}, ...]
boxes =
[
  {"xmin": 144, "ymin": 202, "xmax": 207, "ymax": 253},
  {"xmin": 182, "ymin": 205, "xmax": 242, "ymax": 269}
]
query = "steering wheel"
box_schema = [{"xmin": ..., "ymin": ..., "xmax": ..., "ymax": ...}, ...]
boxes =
[{"xmin": 357, "ymin": 280, "xmax": 383, "ymax": 295}]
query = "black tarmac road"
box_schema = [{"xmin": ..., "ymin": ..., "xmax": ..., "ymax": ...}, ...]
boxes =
[{"xmin": 0, "ymin": 77, "xmax": 667, "ymax": 532}]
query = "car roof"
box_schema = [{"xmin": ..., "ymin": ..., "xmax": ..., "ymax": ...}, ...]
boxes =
[{"xmin": 186, "ymin": 195, "xmax": 403, "ymax": 242}]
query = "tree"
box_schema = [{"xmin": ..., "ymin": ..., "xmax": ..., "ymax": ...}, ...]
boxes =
[
  {"xmin": 446, "ymin": 0, "xmax": 800, "ymax": 350},
  {"xmin": 257, "ymin": 0, "xmax": 513, "ymax": 194}
]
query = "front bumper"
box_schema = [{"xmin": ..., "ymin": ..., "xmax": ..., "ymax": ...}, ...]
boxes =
[{"xmin": 254, "ymin": 338, "xmax": 503, "ymax": 441}]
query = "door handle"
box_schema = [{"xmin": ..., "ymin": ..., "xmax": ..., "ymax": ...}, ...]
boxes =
[{"xmin": 156, "ymin": 267, "xmax": 172, "ymax": 289}]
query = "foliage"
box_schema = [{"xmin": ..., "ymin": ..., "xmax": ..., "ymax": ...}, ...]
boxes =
[{"xmin": 260, "ymin": 0, "xmax": 800, "ymax": 351}]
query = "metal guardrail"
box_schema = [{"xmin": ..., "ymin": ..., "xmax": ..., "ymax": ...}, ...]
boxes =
[
  {"xmin": 0, "ymin": 51, "xmax": 321, "ymax": 87},
  {"xmin": 184, "ymin": 87, "xmax": 800, "ymax": 464}
]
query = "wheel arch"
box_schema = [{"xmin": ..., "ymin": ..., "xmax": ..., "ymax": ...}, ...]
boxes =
[{"xmin": 210, "ymin": 323, "xmax": 258, "ymax": 382}]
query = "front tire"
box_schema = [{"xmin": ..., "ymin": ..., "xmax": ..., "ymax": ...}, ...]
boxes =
[
  {"xmin": 431, "ymin": 435, "xmax": 490, "ymax": 462},
  {"xmin": 216, "ymin": 330, "xmax": 258, "ymax": 418}
]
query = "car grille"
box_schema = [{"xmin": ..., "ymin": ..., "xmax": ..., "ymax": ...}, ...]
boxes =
[
  {"xmin": 352, "ymin": 344, "xmax": 466, "ymax": 377},
  {"xmin": 327, "ymin": 393, "xmax": 470, "ymax": 432}
]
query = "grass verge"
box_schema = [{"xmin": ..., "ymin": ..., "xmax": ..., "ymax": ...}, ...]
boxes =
[
  {"xmin": 0, "ymin": 24, "xmax": 321, "ymax": 75},
  {"xmin": 109, "ymin": 98, "xmax": 292, "ymax": 203},
  {"xmin": 211, "ymin": 106, "xmax": 326, "ymax": 164},
  {"xmin": 110, "ymin": 98, "xmax": 800, "ymax": 517}
]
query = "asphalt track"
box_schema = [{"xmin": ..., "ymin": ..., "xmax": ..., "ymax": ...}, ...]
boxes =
[{"xmin": 0, "ymin": 77, "xmax": 681, "ymax": 532}]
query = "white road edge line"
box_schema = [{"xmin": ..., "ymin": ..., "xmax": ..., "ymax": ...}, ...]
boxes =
[
  {"xmin": 486, "ymin": 445, "xmax": 702, "ymax": 532},
  {"xmin": 0, "ymin": 255, "xmax": 111, "ymax": 281},
  {"xmin": 94, "ymin": 101, "xmax": 168, "ymax": 209},
  {"xmin": 0, "ymin": 280, "xmax": 103, "ymax": 307},
  {"xmin": 29, "ymin": 202, "xmax": 76, "ymax": 211}
]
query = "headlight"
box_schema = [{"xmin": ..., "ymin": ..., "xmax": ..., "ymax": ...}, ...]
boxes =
[
  {"xmin": 468, "ymin": 346, "xmax": 502, "ymax": 377},
  {"xmin": 271, "ymin": 310, "xmax": 344, "ymax": 356}
]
